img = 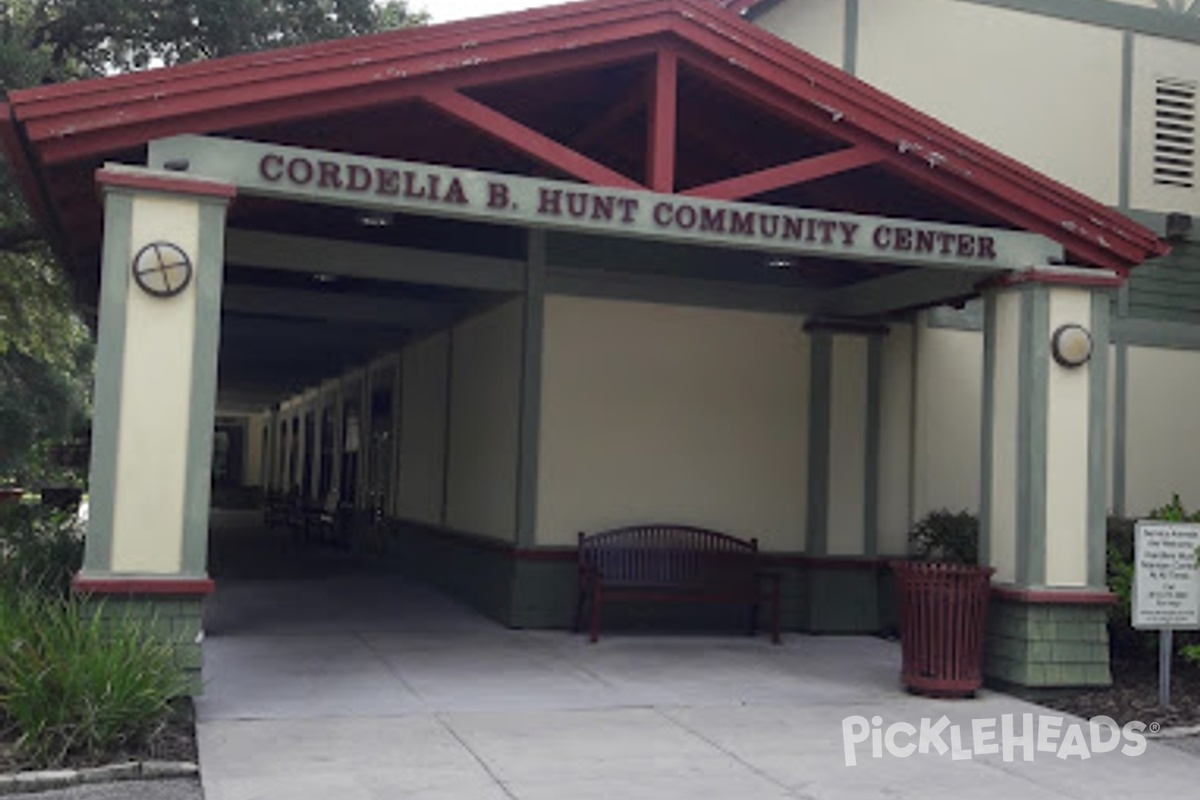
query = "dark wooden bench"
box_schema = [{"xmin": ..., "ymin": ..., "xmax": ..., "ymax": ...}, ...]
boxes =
[{"xmin": 575, "ymin": 524, "xmax": 782, "ymax": 644}]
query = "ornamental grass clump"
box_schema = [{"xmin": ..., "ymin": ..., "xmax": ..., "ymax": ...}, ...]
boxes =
[{"xmin": 0, "ymin": 592, "xmax": 188, "ymax": 767}]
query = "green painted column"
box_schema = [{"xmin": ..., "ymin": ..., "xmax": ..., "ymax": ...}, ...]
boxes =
[
  {"xmin": 803, "ymin": 320, "xmax": 887, "ymax": 633},
  {"xmin": 980, "ymin": 274, "xmax": 1117, "ymax": 689}
]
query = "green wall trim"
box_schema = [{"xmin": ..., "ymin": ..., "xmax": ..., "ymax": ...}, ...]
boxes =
[
  {"xmin": 83, "ymin": 190, "xmax": 134, "ymax": 575},
  {"xmin": 806, "ymin": 333, "xmax": 832, "ymax": 556},
  {"xmin": 516, "ymin": 231, "xmax": 546, "ymax": 548},
  {"xmin": 1016, "ymin": 286, "xmax": 1049, "ymax": 587},
  {"xmin": 963, "ymin": 0, "xmax": 1200, "ymax": 44},
  {"xmin": 978, "ymin": 292, "xmax": 997, "ymax": 570},
  {"xmin": 1113, "ymin": 285, "xmax": 1130, "ymax": 516},
  {"xmin": 863, "ymin": 334, "xmax": 881, "ymax": 557},
  {"xmin": 1088, "ymin": 292, "xmax": 1111, "ymax": 589},
  {"xmin": 180, "ymin": 199, "xmax": 230, "ymax": 576},
  {"xmin": 1118, "ymin": 30, "xmax": 1133, "ymax": 211},
  {"xmin": 843, "ymin": 0, "xmax": 860, "ymax": 75}
]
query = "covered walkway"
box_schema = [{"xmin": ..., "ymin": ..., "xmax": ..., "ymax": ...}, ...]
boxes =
[{"xmin": 197, "ymin": 511, "xmax": 1200, "ymax": 800}]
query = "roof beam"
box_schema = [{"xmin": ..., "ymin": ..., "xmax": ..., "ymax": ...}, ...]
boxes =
[
  {"xmin": 225, "ymin": 230, "xmax": 524, "ymax": 291},
  {"xmin": 645, "ymin": 49, "xmax": 677, "ymax": 192},
  {"xmin": 683, "ymin": 146, "xmax": 884, "ymax": 201},
  {"xmin": 422, "ymin": 89, "xmax": 642, "ymax": 189},
  {"xmin": 571, "ymin": 89, "xmax": 647, "ymax": 152}
]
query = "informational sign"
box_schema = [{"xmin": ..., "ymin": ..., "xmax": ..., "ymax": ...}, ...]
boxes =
[{"xmin": 1133, "ymin": 521, "xmax": 1200, "ymax": 630}]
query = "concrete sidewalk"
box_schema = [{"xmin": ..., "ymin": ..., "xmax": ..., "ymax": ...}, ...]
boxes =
[{"xmin": 194, "ymin": 562, "xmax": 1199, "ymax": 800}]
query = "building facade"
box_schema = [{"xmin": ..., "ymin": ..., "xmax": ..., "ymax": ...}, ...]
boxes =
[{"xmin": 1, "ymin": 0, "xmax": 1182, "ymax": 691}]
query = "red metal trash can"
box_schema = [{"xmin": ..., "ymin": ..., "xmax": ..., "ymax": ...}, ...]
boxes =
[{"xmin": 891, "ymin": 560, "xmax": 994, "ymax": 697}]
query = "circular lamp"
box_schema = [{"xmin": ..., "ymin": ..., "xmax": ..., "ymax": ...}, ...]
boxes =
[{"xmin": 1051, "ymin": 324, "xmax": 1093, "ymax": 368}]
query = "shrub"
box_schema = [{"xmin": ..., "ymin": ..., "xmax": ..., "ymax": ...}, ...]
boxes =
[
  {"xmin": 0, "ymin": 502, "xmax": 83, "ymax": 599},
  {"xmin": 0, "ymin": 593, "xmax": 187, "ymax": 767},
  {"xmin": 908, "ymin": 509, "xmax": 979, "ymax": 565}
]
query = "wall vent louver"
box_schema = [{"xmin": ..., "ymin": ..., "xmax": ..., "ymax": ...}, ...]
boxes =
[{"xmin": 1154, "ymin": 77, "xmax": 1196, "ymax": 189}]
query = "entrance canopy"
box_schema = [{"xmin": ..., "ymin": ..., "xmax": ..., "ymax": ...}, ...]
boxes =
[{"xmin": 0, "ymin": 0, "xmax": 1168, "ymax": 407}]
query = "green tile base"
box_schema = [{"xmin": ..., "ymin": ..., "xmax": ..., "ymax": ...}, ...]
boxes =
[
  {"xmin": 84, "ymin": 595, "xmax": 206, "ymax": 696},
  {"xmin": 985, "ymin": 598, "xmax": 1111, "ymax": 689}
]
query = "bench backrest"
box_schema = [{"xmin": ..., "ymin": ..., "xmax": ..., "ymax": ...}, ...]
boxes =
[{"xmin": 578, "ymin": 525, "xmax": 758, "ymax": 588}]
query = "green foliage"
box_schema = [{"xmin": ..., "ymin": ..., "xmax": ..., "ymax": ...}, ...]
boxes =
[
  {"xmin": 908, "ymin": 509, "xmax": 979, "ymax": 565},
  {"xmin": 0, "ymin": 593, "xmax": 187, "ymax": 767},
  {"xmin": 0, "ymin": 502, "xmax": 84, "ymax": 598},
  {"xmin": 6, "ymin": 0, "xmax": 428, "ymax": 80}
]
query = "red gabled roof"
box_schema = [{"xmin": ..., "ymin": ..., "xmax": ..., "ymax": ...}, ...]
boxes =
[{"xmin": 1, "ymin": 0, "xmax": 1167, "ymax": 274}]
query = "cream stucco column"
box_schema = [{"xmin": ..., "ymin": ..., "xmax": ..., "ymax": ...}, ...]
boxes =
[
  {"xmin": 980, "ymin": 272, "xmax": 1116, "ymax": 688},
  {"xmin": 76, "ymin": 166, "xmax": 233, "ymax": 592}
]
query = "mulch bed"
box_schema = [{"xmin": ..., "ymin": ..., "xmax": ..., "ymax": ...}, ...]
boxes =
[
  {"xmin": 1039, "ymin": 653, "xmax": 1200, "ymax": 730},
  {"xmin": 0, "ymin": 698, "xmax": 197, "ymax": 774}
]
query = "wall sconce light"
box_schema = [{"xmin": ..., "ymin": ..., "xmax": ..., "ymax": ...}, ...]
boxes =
[{"xmin": 1051, "ymin": 324, "xmax": 1093, "ymax": 368}]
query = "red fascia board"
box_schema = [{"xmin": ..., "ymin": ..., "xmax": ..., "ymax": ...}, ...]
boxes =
[
  {"xmin": 29, "ymin": 36, "xmax": 666, "ymax": 167},
  {"xmin": 20, "ymin": 18, "xmax": 675, "ymax": 164},
  {"xmin": 9, "ymin": 0, "xmax": 665, "ymax": 122}
]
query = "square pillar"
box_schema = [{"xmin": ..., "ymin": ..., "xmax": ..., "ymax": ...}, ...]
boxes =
[
  {"xmin": 73, "ymin": 166, "xmax": 234, "ymax": 690},
  {"xmin": 803, "ymin": 320, "xmax": 886, "ymax": 633},
  {"xmin": 980, "ymin": 272, "xmax": 1118, "ymax": 689}
]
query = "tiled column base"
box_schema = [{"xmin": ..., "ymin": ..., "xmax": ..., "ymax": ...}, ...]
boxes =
[
  {"xmin": 74, "ymin": 577, "xmax": 213, "ymax": 696},
  {"xmin": 985, "ymin": 589, "xmax": 1113, "ymax": 689}
]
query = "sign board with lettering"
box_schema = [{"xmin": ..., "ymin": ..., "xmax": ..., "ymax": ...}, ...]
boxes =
[
  {"xmin": 1133, "ymin": 521, "xmax": 1200, "ymax": 630},
  {"xmin": 145, "ymin": 135, "xmax": 1064, "ymax": 272}
]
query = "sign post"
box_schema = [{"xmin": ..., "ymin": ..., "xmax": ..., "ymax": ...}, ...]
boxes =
[{"xmin": 1132, "ymin": 521, "xmax": 1200, "ymax": 707}]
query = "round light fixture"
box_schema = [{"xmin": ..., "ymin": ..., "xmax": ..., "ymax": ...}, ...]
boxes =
[
  {"xmin": 1051, "ymin": 324, "xmax": 1093, "ymax": 368},
  {"xmin": 131, "ymin": 241, "xmax": 193, "ymax": 298}
]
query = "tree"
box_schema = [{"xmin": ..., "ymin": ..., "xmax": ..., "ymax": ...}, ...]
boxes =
[{"xmin": 0, "ymin": 0, "xmax": 428, "ymax": 482}]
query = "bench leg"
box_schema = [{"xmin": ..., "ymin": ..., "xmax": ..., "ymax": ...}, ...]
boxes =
[
  {"xmin": 589, "ymin": 584, "xmax": 601, "ymax": 644},
  {"xmin": 573, "ymin": 587, "xmax": 585, "ymax": 634}
]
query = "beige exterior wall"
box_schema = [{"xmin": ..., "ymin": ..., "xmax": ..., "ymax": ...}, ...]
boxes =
[
  {"xmin": 878, "ymin": 323, "xmax": 914, "ymax": 555},
  {"xmin": 855, "ymin": 0, "xmax": 1123, "ymax": 205},
  {"xmin": 826, "ymin": 335, "xmax": 868, "ymax": 555},
  {"xmin": 398, "ymin": 333, "xmax": 449, "ymax": 526},
  {"xmin": 912, "ymin": 321, "xmax": 983, "ymax": 519},
  {"xmin": 1125, "ymin": 345, "xmax": 1200, "ymax": 514},
  {"xmin": 110, "ymin": 195, "xmax": 200, "ymax": 574},
  {"xmin": 535, "ymin": 295, "xmax": 809, "ymax": 549},
  {"xmin": 1130, "ymin": 34, "xmax": 1200, "ymax": 215},
  {"xmin": 1044, "ymin": 289, "xmax": 1093, "ymax": 587},
  {"xmin": 243, "ymin": 413, "xmax": 268, "ymax": 488},
  {"xmin": 987, "ymin": 293, "xmax": 1020, "ymax": 585},
  {"xmin": 755, "ymin": 0, "xmax": 845, "ymax": 68},
  {"xmin": 445, "ymin": 299, "xmax": 522, "ymax": 541}
]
